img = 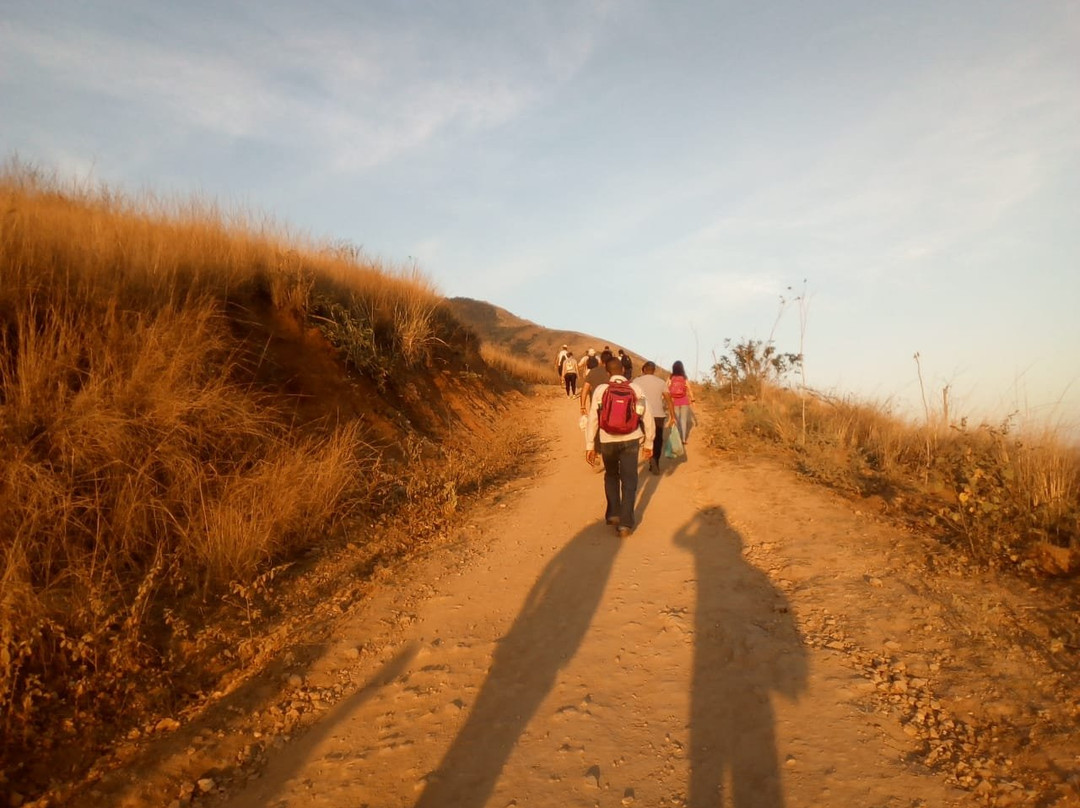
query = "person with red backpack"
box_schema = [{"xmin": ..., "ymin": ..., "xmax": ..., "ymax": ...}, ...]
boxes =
[{"xmin": 585, "ymin": 358, "xmax": 656, "ymax": 538}]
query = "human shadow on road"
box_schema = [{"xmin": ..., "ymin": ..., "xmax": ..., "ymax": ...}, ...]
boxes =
[
  {"xmin": 674, "ymin": 506, "xmax": 808, "ymax": 808},
  {"xmin": 414, "ymin": 523, "xmax": 622, "ymax": 808},
  {"xmin": 228, "ymin": 642, "xmax": 419, "ymax": 808},
  {"xmin": 634, "ymin": 460, "xmax": 663, "ymax": 528}
]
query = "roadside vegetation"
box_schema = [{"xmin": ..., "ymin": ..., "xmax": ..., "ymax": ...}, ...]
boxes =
[
  {"xmin": 0, "ymin": 164, "xmax": 545, "ymax": 798},
  {"xmin": 703, "ymin": 339, "xmax": 1080, "ymax": 575},
  {"xmin": 480, "ymin": 343, "xmax": 552, "ymax": 385}
]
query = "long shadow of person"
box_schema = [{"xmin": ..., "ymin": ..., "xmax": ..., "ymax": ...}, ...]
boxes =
[
  {"xmin": 674, "ymin": 506, "xmax": 808, "ymax": 808},
  {"xmin": 414, "ymin": 523, "xmax": 622, "ymax": 807},
  {"xmin": 228, "ymin": 643, "xmax": 419, "ymax": 808},
  {"xmin": 634, "ymin": 459, "xmax": 663, "ymax": 527}
]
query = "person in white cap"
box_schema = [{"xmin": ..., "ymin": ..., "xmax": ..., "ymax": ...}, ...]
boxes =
[{"xmin": 578, "ymin": 347, "xmax": 596, "ymax": 374}]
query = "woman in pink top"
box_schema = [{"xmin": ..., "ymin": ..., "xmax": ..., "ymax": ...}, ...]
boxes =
[{"xmin": 666, "ymin": 360, "xmax": 696, "ymax": 444}]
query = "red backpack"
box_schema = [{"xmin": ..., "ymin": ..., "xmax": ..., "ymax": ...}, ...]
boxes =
[{"xmin": 599, "ymin": 382, "xmax": 641, "ymax": 435}]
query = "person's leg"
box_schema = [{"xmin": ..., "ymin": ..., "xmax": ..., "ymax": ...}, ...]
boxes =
[
  {"xmin": 617, "ymin": 440, "xmax": 639, "ymax": 528},
  {"xmin": 652, "ymin": 416, "xmax": 665, "ymax": 470},
  {"xmin": 676, "ymin": 405, "xmax": 690, "ymax": 442},
  {"xmin": 600, "ymin": 442, "xmax": 621, "ymax": 523},
  {"xmin": 683, "ymin": 406, "xmax": 694, "ymax": 443}
]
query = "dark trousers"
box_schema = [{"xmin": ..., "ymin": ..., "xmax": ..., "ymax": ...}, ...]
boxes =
[
  {"xmin": 651, "ymin": 416, "xmax": 665, "ymax": 463},
  {"xmin": 600, "ymin": 439, "xmax": 641, "ymax": 528},
  {"xmin": 564, "ymin": 373, "xmax": 577, "ymax": 396}
]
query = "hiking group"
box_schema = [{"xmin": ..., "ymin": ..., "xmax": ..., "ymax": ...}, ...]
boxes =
[{"xmin": 555, "ymin": 344, "xmax": 696, "ymax": 538}]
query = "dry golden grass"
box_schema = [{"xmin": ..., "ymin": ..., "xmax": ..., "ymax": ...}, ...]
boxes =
[
  {"xmin": 702, "ymin": 382, "xmax": 1080, "ymax": 569},
  {"xmin": 480, "ymin": 343, "xmax": 552, "ymax": 385},
  {"xmin": 0, "ymin": 163, "xmax": 528, "ymax": 789}
]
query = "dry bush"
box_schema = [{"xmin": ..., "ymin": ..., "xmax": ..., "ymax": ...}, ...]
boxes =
[
  {"xmin": 480, "ymin": 343, "xmax": 551, "ymax": 385},
  {"xmin": 308, "ymin": 253, "xmax": 448, "ymax": 372},
  {"xmin": 700, "ymin": 382, "xmax": 1080, "ymax": 570}
]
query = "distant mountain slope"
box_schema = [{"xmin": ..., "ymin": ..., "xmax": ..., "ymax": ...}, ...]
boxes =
[{"xmin": 448, "ymin": 296, "xmax": 656, "ymax": 376}]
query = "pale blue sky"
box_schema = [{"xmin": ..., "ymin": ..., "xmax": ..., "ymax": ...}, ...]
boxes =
[{"xmin": 3, "ymin": 1, "xmax": 1078, "ymax": 427}]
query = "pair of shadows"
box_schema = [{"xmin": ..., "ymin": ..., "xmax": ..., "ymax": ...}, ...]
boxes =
[{"xmin": 415, "ymin": 506, "xmax": 808, "ymax": 808}]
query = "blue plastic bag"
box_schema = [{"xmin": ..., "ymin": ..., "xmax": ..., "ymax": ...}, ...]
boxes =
[{"xmin": 663, "ymin": 423, "xmax": 685, "ymax": 458}]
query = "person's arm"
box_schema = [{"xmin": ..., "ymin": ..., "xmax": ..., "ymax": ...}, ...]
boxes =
[
  {"xmin": 585, "ymin": 384, "xmax": 602, "ymax": 464},
  {"xmin": 663, "ymin": 385, "xmax": 675, "ymax": 424},
  {"xmin": 579, "ymin": 382, "xmax": 592, "ymax": 415},
  {"xmin": 638, "ymin": 388, "xmax": 655, "ymax": 455}
]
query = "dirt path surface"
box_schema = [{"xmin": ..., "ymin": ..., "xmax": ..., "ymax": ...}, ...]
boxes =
[{"xmin": 92, "ymin": 392, "xmax": 1078, "ymax": 808}]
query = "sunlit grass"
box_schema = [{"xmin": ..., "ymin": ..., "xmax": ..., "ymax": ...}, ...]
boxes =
[
  {"xmin": 702, "ymin": 381, "xmax": 1079, "ymax": 569},
  {"xmin": 480, "ymin": 342, "xmax": 552, "ymax": 384},
  {"xmin": 0, "ymin": 162, "xmax": 531, "ymax": 785}
]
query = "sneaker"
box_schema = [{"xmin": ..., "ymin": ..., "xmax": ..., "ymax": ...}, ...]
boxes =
[
  {"xmin": 605, "ymin": 516, "xmax": 620, "ymax": 526},
  {"xmin": 617, "ymin": 526, "xmax": 632, "ymax": 539}
]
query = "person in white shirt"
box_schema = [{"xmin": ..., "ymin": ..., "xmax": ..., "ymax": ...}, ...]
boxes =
[
  {"xmin": 632, "ymin": 361, "xmax": 670, "ymax": 474},
  {"xmin": 585, "ymin": 358, "xmax": 656, "ymax": 537}
]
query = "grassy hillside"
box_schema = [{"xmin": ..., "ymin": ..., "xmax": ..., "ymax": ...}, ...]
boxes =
[
  {"xmin": 448, "ymin": 296, "xmax": 657, "ymax": 379},
  {"xmin": 0, "ymin": 166, "xmax": 542, "ymax": 796}
]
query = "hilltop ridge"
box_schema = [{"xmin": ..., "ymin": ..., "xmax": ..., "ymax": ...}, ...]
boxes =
[{"xmin": 448, "ymin": 296, "xmax": 657, "ymax": 375}]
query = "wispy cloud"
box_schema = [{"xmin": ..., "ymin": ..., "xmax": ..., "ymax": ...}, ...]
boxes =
[
  {"xmin": 1, "ymin": 22, "xmax": 278, "ymax": 139},
  {"xmin": 670, "ymin": 40, "xmax": 1077, "ymax": 285},
  {"xmin": 2, "ymin": 2, "xmax": 613, "ymax": 173}
]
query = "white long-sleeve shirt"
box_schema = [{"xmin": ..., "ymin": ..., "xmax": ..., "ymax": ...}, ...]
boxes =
[{"xmin": 585, "ymin": 375, "xmax": 656, "ymax": 449}]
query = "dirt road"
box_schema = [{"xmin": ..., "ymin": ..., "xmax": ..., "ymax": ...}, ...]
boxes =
[{"xmin": 144, "ymin": 392, "xmax": 1077, "ymax": 807}]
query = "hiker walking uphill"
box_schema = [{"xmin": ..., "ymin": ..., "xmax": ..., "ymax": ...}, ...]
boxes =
[
  {"xmin": 578, "ymin": 353, "xmax": 611, "ymax": 422},
  {"xmin": 585, "ymin": 357, "xmax": 655, "ymax": 537},
  {"xmin": 578, "ymin": 347, "xmax": 597, "ymax": 375},
  {"xmin": 668, "ymin": 359, "xmax": 696, "ymax": 445},
  {"xmin": 634, "ymin": 361, "xmax": 669, "ymax": 474},
  {"xmin": 561, "ymin": 350, "xmax": 578, "ymax": 398},
  {"xmin": 554, "ymin": 344, "xmax": 569, "ymax": 381}
]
